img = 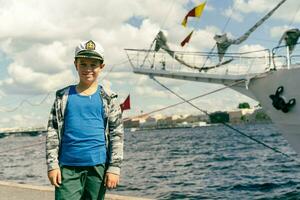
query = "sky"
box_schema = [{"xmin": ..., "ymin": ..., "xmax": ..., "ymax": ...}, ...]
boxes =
[{"xmin": 0, "ymin": 0, "xmax": 300, "ymax": 129}]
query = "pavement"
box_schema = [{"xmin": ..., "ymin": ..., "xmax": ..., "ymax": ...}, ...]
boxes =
[{"xmin": 0, "ymin": 181, "xmax": 153, "ymax": 200}]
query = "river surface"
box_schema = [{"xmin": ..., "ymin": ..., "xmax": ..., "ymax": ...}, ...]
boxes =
[{"xmin": 1, "ymin": 123, "xmax": 300, "ymax": 199}]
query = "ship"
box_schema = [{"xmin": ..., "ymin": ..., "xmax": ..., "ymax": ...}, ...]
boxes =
[{"xmin": 125, "ymin": 0, "xmax": 300, "ymax": 155}]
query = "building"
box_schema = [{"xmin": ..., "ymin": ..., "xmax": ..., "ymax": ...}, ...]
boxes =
[
  {"xmin": 123, "ymin": 119, "xmax": 140, "ymax": 128},
  {"xmin": 228, "ymin": 110, "xmax": 243, "ymax": 123}
]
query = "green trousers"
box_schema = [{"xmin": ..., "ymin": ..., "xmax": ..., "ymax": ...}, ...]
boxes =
[{"xmin": 55, "ymin": 164, "xmax": 106, "ymax": 200}]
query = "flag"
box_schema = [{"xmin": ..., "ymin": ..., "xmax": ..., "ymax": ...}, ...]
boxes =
[
  {"xmin": 181, "ymin": 30, "xmax": 194, "ymax": 47},
  {"xmin": 181, "ymin": 2, "xmax": 206, "ymax": 27},
  {"xmin": 120, "ymin": 95, "xmax": 130, "ymax": 112}
]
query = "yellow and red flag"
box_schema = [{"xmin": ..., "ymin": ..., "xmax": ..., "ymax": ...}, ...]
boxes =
[
  {"xmin": 181, "ymin": 30, "xmax": 194, "ymax": 47},
  {"xmin": 181, "ymin": 2, "xmax": 206, "ymax": 27}
]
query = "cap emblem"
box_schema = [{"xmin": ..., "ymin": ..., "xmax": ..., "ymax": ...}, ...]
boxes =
[{"xmin": 85, "ymin": 40, "xmax": 96, "ymax": 50}]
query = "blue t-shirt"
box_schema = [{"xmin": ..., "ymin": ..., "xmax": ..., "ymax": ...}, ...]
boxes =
[{"xmin": 59, "ymin": 85, "xmax": 107, "ymax": 166}]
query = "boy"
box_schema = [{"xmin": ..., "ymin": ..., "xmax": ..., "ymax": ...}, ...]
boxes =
[{"xmin": 46, "ymin": 40, "xmax": 124, "ymax": 200}]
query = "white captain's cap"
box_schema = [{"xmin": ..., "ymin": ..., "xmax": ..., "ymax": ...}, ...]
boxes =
[{"xmin": 75, "ymin": 40, "xmax": 104, "ymax": 62}]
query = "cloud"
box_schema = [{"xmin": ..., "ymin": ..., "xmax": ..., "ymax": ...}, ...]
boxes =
[
  {"xmin": 238, "ymin": 44, "xmax": 266, "ymax": 53},
  {"xmin": 13, "ymin": 41, "xmax": 70, "ymax": 74},
  {"xmin": 228, "ymin": 0, "xmax": 300, "ymax": 24},
  {"xmin": 91, "ymin": 19, "xmax": 161, "ymax": 63},
  {"xmin": 223, "ymin": 8, "xmax": 244, "ymax": 23},
  {"xmin": 1, "ymin": 62, "xmax": 75, "ymax": 95},
  {"xmin": 0, "ymin": 0, "xmax": 173, "ymax": 96},
  {"xmin": 270, "ymin": 25, "xmax": 291, "ymax": 39},
  {"xmin": 231, "ymin": 0, "xmax": 271, "ymax": 14},
  {"xmin": 221, "ymin": 0, "xmax": 271, "ymax": 23},
  {"xmin": 189, "ymin": 26, "xmax": 221, "ymax": 51},
  {"xmin": 0, "ymin": 0, "xmax": 296, "ymax": 128},
  {"xmin": 261, "ymin": 0, "xmax": 300, "ymax": 24},
  {"xmin": 0, "ymin": 113, "xmax": 45, "ymax": 129},
  {"xmin": 0, "ymin": 89, "xmax": 4, "ymax": 99},
  {"xmin": 0, "ymin": 0, "xmax": 221, "ymax": 97},
  {"xmin": 135, "ymin": 85, "xmax": 174, "ymax": 98}
]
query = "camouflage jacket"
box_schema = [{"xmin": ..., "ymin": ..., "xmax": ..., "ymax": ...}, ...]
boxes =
[{"xmin": 46, "ymin": 85, "xmax": 124, "ymax": 175}]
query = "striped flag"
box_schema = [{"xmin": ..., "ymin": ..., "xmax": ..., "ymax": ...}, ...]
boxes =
[
  {"xmin": 182, "ymin": 2, "xmax": 206, "ymax": 27},
  {"xmin": 181, "ymin": 30, "xmax": 194, "ymax": 47}
]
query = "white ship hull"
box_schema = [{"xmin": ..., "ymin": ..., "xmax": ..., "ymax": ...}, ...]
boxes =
[{"xmin": 248, "ymin": 67, "xmax": 300, "ymax": 154}]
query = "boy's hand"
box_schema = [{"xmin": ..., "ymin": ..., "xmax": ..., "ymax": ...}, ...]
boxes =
[
  {"xmin": 105, "ymin": 173, "xmax": 119, "ymax": 189},
  {"xmin": 48, "ymin": 168, "xmax": 61, "ymax": 187}
]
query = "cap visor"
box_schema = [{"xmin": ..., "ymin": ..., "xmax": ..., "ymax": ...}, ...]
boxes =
[{"xmin": 75, "ymin": 50, "xmax": 103, "ymax": 61}]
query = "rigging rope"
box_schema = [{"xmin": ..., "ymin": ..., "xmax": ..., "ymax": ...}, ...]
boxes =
[
  {"xmin": 161, "ymin": 0, "xmax": 176, "ymax": 29},
  {"xmin": 140, "ymin": 38, "xmax": 157, "ymax": 68},
  {"xmin": 0, "ymin": 79, "xmax": 246, "ymax": 154},
  {"xmin": 288, "ymin": 1, "xmax": 300, "ymax": 27},
  {"xmin": 150, "ymin": 75, "xmax": 292, "ymax": 159},
  {"xmin": 0, "ymin": 59, "xmax": 130, "ymax": 113},
  {"xmin": 200, "ymin": 7, "xmax": 234, "ymax": 69},
  {"xmin": 99, "ymin": 59, "xmax": 130, "ymax": 81},
  {"xmin": 123, "ymin": 79, "xmax": 246, "ymax": 121},
  {"xmin": 0, "ymin": 93, "xmax": 51, "ymax": 113}
]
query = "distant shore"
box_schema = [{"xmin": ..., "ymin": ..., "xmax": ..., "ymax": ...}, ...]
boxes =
[{"xmin": 126, "ymin": 120, "xmax": 272, "ymax": 132}]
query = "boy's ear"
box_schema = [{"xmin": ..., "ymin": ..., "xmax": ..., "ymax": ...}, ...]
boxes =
[
  {"xmin": 100, "ymin": 63, "xmax": 105, "ymax": 69},
  {"xmin": 74, "ymin": 60, "xmax": 78, "ymax": 71}
]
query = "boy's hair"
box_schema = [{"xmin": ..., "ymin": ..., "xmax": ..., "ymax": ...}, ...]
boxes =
[{"xmin": 75, "ymin": 57, "xmax": 104, "ymax": 65}]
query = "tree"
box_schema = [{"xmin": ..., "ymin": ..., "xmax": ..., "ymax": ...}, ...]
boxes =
[
  {"xmin": 209, "ymin": 112, "xmax": 229, "ymax": 123},
  {"xmin": 238, "ymin": 102, "xmax": 250, "ymax": 109}
]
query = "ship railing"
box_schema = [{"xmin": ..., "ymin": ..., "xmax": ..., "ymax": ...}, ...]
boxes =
[
  {"xmin": 272, "ymin": 42, "xmax": 300, "ymax": 69},
  {"xmin": 125, "ymin": 48, "xmax": 271, "ymax": 76}
]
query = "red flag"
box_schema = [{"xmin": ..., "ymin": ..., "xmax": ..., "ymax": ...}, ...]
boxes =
[
  {"xmin": 181, "ymin": 30, "xmax": 194, "ymax": 47},
  {"xmin": 120, "ymin": 95, "xmax": 130, "ymax": 112}
]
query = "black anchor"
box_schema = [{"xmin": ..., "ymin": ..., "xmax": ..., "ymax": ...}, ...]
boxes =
[{"xmin": 269, "ymin": 86, "xmax": 296, "ymax": 113}]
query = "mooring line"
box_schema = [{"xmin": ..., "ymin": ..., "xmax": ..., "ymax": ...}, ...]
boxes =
[{"xmin": 150, "ymin": 75, "xmax": 292, "ymax": 159}]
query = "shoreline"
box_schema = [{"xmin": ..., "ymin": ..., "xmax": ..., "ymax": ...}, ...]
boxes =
[
  {"xmin": 0, "ymin": 122, "xmax": 273, "ymax": 138},
  {"xmin": 127, "ymin": 121, "xmax": 272, "ymax": 132}
]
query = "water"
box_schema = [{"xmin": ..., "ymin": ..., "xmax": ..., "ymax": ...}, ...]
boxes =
[{"xmin": 1, "ymin": 124, "xmax": 300, "ymax": 199}]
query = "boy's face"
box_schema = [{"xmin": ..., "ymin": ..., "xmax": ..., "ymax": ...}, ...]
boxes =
[{"xmin": 75, "ymin": 57, "xmax": 104, "ymax": 85}]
